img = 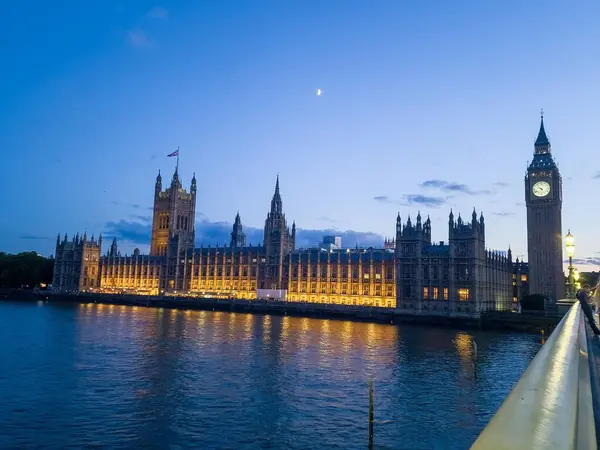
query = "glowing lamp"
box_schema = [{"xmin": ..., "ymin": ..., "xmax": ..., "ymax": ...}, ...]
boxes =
[{"xmin": 565, "ymin": 230, "xmax": 575, "ymax": 258}]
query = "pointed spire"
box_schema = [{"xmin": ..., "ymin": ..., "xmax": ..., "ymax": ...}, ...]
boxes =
[
  {"xmin": 270, "ymin": 174, "xmax": 282, "ymax": 213},
  {"xmin": 535, "ymin": 110, "xmax": 550, "ymax": 147}
]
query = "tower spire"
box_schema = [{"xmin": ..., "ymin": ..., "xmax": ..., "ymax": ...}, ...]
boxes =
[
  {"xmin": 535, "ymin": 111, "xmax": 550, "ymax": 147},
  {"xmin": 271, "ymin": 174, "xmax": 282, "ymax": 213}
]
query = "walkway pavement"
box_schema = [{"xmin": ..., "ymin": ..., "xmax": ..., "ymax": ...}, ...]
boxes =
[{"xmin": 586, "ymin": 319, "xmax": 600, "ymax": 447}]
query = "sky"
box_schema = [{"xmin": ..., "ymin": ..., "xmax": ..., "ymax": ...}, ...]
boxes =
[{"xmin": 1, "ymin": 0, "xmax": 600, "ymax": 270}]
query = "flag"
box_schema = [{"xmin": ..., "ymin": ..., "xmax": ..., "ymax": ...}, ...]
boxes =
[{"xmin": 167, "ymin": 149, "xmax": 179, "ymax": 157}]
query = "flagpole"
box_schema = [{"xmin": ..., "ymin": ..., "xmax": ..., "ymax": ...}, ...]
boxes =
[{"xmin": 176, "ymin": 146, "xmax": 179, "ymax": 172}]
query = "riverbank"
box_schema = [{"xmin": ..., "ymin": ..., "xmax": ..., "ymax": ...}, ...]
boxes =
[{"xmin": 1, "ymin": 289, "xmax": 560, "ymax": 333}]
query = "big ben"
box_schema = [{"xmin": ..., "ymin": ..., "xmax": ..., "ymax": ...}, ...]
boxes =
[{"xmin": 525, "ymin": 112, "xmax": 564, "ymax": 305}]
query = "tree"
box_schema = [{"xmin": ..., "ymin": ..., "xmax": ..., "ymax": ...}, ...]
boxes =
[{"xmin": 0, "ymin": 252, "xmax": 54, "ymax": 289}]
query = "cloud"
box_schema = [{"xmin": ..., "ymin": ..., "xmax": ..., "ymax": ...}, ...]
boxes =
[
  {"xmin": 127, "ymin": 28, "xmax": 149, "ymax": 47},
  {"xmin": 318, "ymin": 216, "xmax": 336, "ymax": 224},
  {"xmin": 420, "ymin": 179, "xmax": 492, "ymax": 195},
  {"xmin": 404, "ymin": 194, "xmax": 447, "ymax": 207},
  {"xmin": 493, "ymin": 182, "xmax": 510, "ymax": 188},
  {"xmin": 491, "ymin": 212, "xmax": 515, "ymax": 217},
  {"xmin": 129, "ymin": 214, "xmax": 152, "ymax": 223},
  {"xmin": 129, "ymin": 204, "xmax": 142, "ymax": 209},
  {"xmin": 515, "ymin": 202, "xmax": 525, "ymax": 207},
  {"xmin": 146, "ymin": 6, "xmax": 168, "ymax": 19},
  {"xmin": 594, "ymin": 172, "xmax": 600, "ymax": 179},
  {"xmin": 569, "ymin": 258, "xmax": 600, "ymax": 266},
  {"xmin": 374, "ymin": 194, "xmax": 447, "ymax": 208},
  {"xmin": 103, "ymin": 219, "xmax": 384, "ymax": 249},
  {"xmin": 20, "ymin": 235, "xmax": 52, "ymax": 241},
  {"xmin": 373, "ymin": 195, "xmax": 391, "ymax": 203}
]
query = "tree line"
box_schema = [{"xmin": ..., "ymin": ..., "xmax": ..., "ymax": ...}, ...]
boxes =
[{"xmin": 0, "ymin": 252, "xmax": 54, "ymax": 289}]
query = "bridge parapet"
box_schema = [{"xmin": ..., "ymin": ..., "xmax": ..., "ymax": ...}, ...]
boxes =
[{"xmin": 471, "ymin": 302, "xmax": 597, "ymax": 450}]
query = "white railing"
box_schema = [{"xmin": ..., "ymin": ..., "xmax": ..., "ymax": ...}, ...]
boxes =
[{"xmin": 471, "ymin": 302, "xmax": 597, "ymax": 450}]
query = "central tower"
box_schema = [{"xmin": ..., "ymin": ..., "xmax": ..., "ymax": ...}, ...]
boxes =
[
  {"xmin": 261, "ymin": 176, "xmax": 295, "ymax": 290},
  {"xmin": 150, "ymin": 167, "xmax": 196, "ymax": 256},
  {"xmin": 525, "ymin": 113, "xmax": 564, "ymax": 305}
]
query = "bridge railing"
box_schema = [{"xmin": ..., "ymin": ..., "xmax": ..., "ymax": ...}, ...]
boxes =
[{"xmin": 471, "ymin": 302, "xmax": 597, "ymax": 450}]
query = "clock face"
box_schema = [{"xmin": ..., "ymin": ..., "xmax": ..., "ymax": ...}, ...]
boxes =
[{"xmin": 532, "ymin": 181, "xmax": 551, "ymax": 197}]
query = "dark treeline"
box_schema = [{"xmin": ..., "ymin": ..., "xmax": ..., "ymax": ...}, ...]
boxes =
[{"xmin": 0, "ymin": 252, "xmax": 54, "ymax": 288}]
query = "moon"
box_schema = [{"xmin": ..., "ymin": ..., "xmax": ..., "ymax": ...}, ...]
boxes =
[{"xmin": 316, "ymin": 88, "xmax": 322, "ymax": 96}]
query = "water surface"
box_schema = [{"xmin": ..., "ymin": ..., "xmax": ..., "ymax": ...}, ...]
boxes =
[{"xmin": 0, "ymin": 301, "xmax": 540, "ymax": 449}]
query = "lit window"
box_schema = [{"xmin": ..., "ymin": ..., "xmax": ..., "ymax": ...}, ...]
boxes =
[
  {"xmin": 520, "ymin": 275, "xmax": 527, "ymax": 282},
  {"xmin": 433, "ymin": 287, "xmax": 439, "ymax": 300},
  {"xmin": 513, "ymin": 297, "xmax": 518, "ymax": 303},
  {"xmin": 458, "ymin": 288, "xmax": 469, "ymax": 301},
  {"xmin": 363, "ymin": 273, "xmax": 370, "ymax": 279},
  {"xmin": 375, "ymin": 273, "xmax": 381, "ymax": 279},
  {"xmin": 423, "ymin": 287, "xmax": 429, "ymax": 298},
  {"xmin": 443, "ymin": 288, "xmax": 448, "ymax": 300}
]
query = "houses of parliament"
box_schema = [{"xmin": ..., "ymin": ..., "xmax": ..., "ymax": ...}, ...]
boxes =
[
  {"xmin": 52, "ymin": 168, "xmax": 515, "ymax": 317},
  {"xmin": 53, "ymin": 117, "xmax": 566, "ymax": 317}
]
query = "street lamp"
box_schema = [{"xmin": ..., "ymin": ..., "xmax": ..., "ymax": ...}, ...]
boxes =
[{"xmin": 565, "ymin": 230, "xmax": 575, "ymax": 298}]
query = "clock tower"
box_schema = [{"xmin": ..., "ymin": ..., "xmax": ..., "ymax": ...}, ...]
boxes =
[{"xmin": 525, "ymin": 113, "xmax": 564, "ymax": 306}]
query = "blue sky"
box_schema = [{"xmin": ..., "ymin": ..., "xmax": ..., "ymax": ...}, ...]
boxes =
[{"xmin": 2, "ymin": 0, "xmax": 600, "ymax": 269}]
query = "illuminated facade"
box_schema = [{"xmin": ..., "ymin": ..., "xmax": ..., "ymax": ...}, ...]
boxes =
[{"xmin": 52, "ymin": 168, "xmax": 515, "ymax": 315}]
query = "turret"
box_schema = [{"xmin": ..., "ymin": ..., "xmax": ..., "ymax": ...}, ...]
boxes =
[
  {"xmin": 191, "ymin": 172, "xmax": 196, "ymax": 193},
  {"xmin": 155, "ymin": 170, "xmax": 162, "ymax": 194}
]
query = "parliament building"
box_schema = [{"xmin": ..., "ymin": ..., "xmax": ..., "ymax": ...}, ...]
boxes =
[{"xmin": 52, "ymin": 162, "xmax": 516, "ymax": 317}]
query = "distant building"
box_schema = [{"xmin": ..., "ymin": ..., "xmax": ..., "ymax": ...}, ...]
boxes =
[
  {"xmin": 53, "ymin": 170, "xmax": 516, "ymax": 317},
  {"xmin": 512, "ymin": 259, "xmax": 529, "ymax": 305},
  {"xmin": 319, "ymin": 236, "xmax": 341, "ymax": 251},
  {"xmin": 384, "ymin": 238, "xmax": 396, "ymax": 250}
]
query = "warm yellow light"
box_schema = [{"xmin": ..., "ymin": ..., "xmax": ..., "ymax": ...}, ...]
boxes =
[
  {"xmin": 565, "ymin": 230, "xmax": 575, "ymax": 258},
  {"xmin": 573, "ymin": 269, "xmax": 580, "ymax": 282}
]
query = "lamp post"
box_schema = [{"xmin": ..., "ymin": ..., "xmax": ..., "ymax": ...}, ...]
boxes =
[{"xmin": 565, "ymin": 230, "xmax": 575, "ymax": 298}]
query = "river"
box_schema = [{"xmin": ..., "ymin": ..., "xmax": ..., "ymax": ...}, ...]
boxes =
[{"xmin": 0, "ymin": 301, "xmax": 540, "ymax": 449}]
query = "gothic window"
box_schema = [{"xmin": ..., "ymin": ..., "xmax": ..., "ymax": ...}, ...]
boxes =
[
  {"xmin": 321, "ymin": 266, "xmax": 327, "ymax": 278},
  {"xmin": 458, "ymin": 288, "xmax": 469, "ymax": 301},
  {"xmin": 386, "ymin": 266, "xmax": 394, "ymax": 280}
]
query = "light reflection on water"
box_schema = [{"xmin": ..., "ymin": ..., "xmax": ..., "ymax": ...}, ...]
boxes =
[{"xmin": 0, "ymin": 301, "xmax": 540, "ymax": 450}]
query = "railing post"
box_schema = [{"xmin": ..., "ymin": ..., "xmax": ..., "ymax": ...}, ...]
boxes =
[{"xmin": 368, "ymin": 380, "xmax": 374, "ymax": 450}]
